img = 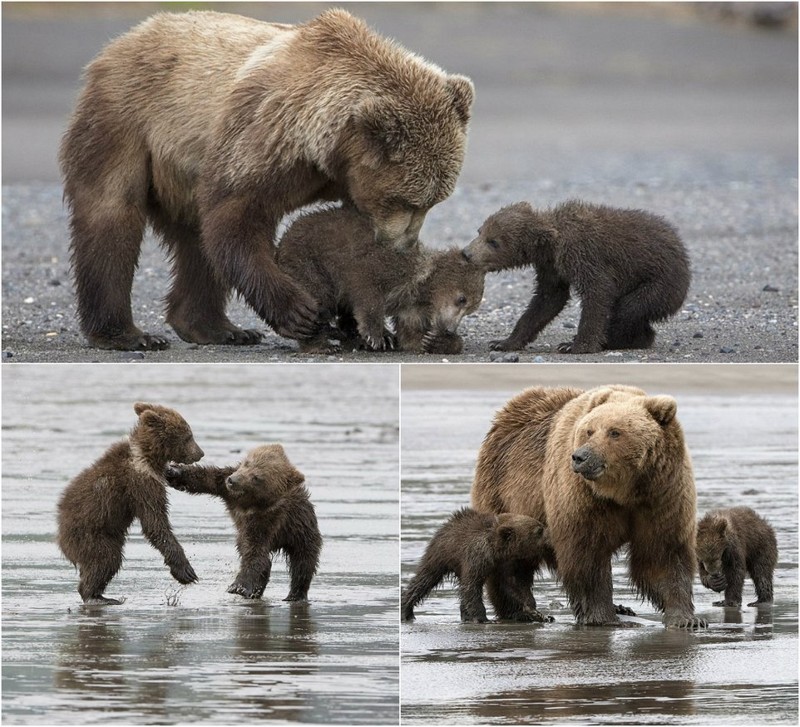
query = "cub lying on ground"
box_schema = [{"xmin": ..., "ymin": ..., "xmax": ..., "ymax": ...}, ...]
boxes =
[
  {"xmin": 277, "ymin": 206, "xmax": 485, "ymax": 354},
  {"xmin": 462, "ymin": 200, "xmax": 690, "ymax": 353},
  {"xmin": 402, "ymin": 507, "xmax": 552, "ymax": 623},
  {"xmin": 167, "ymin": 444, "xmax": 322, "ymax": 601}
]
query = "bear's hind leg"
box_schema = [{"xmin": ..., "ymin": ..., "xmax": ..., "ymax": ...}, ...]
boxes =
[
  {"xmin": 747, "ymin": 558, "xmax": 774, "ymax": 606},
  {"xmin": 157, "ymin": 218, "xmax": 263, "ymax": 345},
  {"xmin": 401, "ymin": 563, "xmax": 449, "ymax": 621},
  {"xmin": 458, "ymin": 568, "xmax": 490, "ymax": 623},
  {"xmin": 284, "ymin": 549, "xmax": 319, "ymax": 602},
  {"xmin": 77, "ymin": 543, "xmax": 124, "ymax": 605}
]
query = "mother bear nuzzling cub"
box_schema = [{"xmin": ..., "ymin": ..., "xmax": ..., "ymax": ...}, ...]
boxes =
[{"xmin": 60, "ymin": 9, "xmax": 474, "ymax": 350}]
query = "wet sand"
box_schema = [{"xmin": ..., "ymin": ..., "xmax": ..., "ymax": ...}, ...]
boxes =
[
  {"xmin": 400, "ymin": 365, "xmax": 798, "ymax": 724},
  {"xmin": 1, "ymin": 364, "xmax": 400, "ymax": 724}
]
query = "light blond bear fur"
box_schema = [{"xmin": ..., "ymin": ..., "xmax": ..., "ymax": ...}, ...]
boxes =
[
  {"xmin": 471, "ymin": 385, "xmax": 706, "ymax": 629},
  {"xmin": 60, "ymin": 9, "xmax": 474, "ymax": 350}
]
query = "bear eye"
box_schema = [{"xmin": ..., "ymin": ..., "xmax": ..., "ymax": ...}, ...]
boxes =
[
  {"xmin": 609, "ymin": 429, "xmax": 621, "ymax": 439},
  {"xmin": 586, "ymin": 429, "xmax": 594, "ymax": 438},
  {"xmin": 456, "ymin": 294, "xmax": 468, "ymax": 307},
  {"xmin": 487, "ymin": 239, "xmax": 499, "ymax": 249}
]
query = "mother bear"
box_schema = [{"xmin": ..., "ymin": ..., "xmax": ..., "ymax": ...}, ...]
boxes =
[
  {"xmin": 60, "ymin": 9, "xmax": 474, "ymax": 350},
  {"xmin": 471, "ymin": 385, "xmax": 706, "ymax": 629}
]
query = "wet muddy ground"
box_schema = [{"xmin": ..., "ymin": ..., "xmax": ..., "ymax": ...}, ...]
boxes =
[
  {"xmin": 2, "ymin": 364, "xmax": 400, "ymax": 724},
  {"xmin": 400, "ymin": 367, "xmax": 798, "ymax": 724}
]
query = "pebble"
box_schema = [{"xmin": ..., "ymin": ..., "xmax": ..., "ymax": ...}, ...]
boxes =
[
  {"xmin": 762, "ymin": 284, "xmax": 780, "ymax": 292},
  {"xmin": 693, "ymin": 332, "xmax": 704, "ymax": 338},
  {"xmin": 2, "ymin": 351, "xmax": 14, "ymax": 360},
  {"xmin": 720, "ymin": 346, "xmax": 735, "ymax": 354},
  {"xmin": 119, "ymin": 351, "xmax": 145, "ymax": 361},
  {"xmin": 533, "ymin": 356, "xmax": 545, "ymax": 363},
  {"xmin": 563, "ymin": 321, "xmax": 576, "ymax": 329}
]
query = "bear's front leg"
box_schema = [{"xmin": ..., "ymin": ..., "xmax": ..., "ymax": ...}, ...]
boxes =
[
  {"xmin": 459, "ymin": 569, "xmax": 491, "ymax": 623},
  {"xmin": 490, "ymin": 273, "xmax": 569, "ymax": 351},
  {"xmin": 558, "ymin": 288, "xmax": 615, "ymax": 354},
  {"xmin": 228, "ymin": 558, "xmax": 272, "ymax": 600},
  {"xmin": 560, "ymin": 554, "xmax": 620, "ymax": 625}
]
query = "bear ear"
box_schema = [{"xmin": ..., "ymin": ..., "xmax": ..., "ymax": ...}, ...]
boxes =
[
  {"xmin": 137, "ymin": 409, "xmax": 163, "ymax": 428},
  {"xmin": 286, "ymin": 466, "xmax": 305, "ymax": 488},
  {"xmin": 496, "ymin": 524, "xmax": 516, "ymax": 545},
  {"xmin": 644, "ymin": 395, "xmax": 677, "ymax": 426},
  {"xmin": 356, "ymin": 97, "xmax": 408, "ymax": 160},
  {"xmin": 134, "ymin": 402, "xmax": 155, "ymax": 416},
  {"xmin": 713, "ymin": 516, "xmax": 728, "ymax": 536},
  {"xmin": 446, "ymin": 74, "xmax": 474, "ymax": 126}
]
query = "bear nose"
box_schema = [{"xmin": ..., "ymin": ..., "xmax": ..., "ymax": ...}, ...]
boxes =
[
  {"xmin": 226, "ymin": 474, "xmax": 240, "ymax": 487},
  {"xmin": 461, "ymin": 248, "xmax": 472, "ymax": 262},
  {"xmin": 571, "ymin": 447, "xmax": 589, "ymax": 465}
]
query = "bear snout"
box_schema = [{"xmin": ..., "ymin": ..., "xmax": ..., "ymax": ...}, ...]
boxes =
[
  {"xmin": 461, "ymin": 248, "xmax": 472, "ymax": 262},
  {"xmin": 226, "ymin": 474, "xmax": 241, "ymax": 491},
  {"xmin": 571, "ymin": 446, "xmax": 605, "ymax": 480},
  {"xmin": 187, "ymin": 444, "xmax": 204, "ymax": 463}
]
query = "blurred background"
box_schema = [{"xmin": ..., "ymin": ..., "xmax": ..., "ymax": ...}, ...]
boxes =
[{"xmin": 3, "ymin": 1, "xmax": 797, "ymax": 184}]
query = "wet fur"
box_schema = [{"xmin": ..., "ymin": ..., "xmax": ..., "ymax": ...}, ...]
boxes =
[
  {"xmin": 277, "ymin": 206, "xmax": 484, "ymax": 353},
  {"xmin": 471, "ymin": 385, "xmax": 706, "ymax": 629},
  {"xmin": 167, "ymin": 444, "xmax": 322, "ymax": 601},
  {"xmin": 60, "ymin": 9, "xmax": 473, "ymax": 350},
  {"xmin": 401, "ymin": 507, "xmax": 550, "ymax": 623},
  {"xmin": 57, "ymin": 403, "xmax": 203, "ymax": 604},
  {"xmin": 463, "ymin": 200, "xmax": 690, "ymax": 353},
  {"xmin": 696, "ymin": 506, "xmax": 777, "ymax": 607}
]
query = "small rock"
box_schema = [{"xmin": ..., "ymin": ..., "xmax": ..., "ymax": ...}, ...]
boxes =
[
  {"xmin": 563, "ymin": 321, "xmax": 576, "ymax": 329},
  {"xmin": 605, "ymin": 351, "xmax": 623, "ymax": 357},
  {"xmin": 2, "ymin": 351, "xmax": 13, "ymax": 360},
  {"xmin": 120, "ymin": 351, "xmax": 146, "ymax": 360},
  {"xmin": 719, "ymin": 346, "xmax": 735, "ymax": 354},
  {"xmin": 762, "ymin": 284, "xmax": 780, "ymax": 292},
  {"xmin": 501, "ymin": 353, "xmax": 519, "ymax": 363},
  {"xmin": 533, "ymin": 356, "xmax": 545, "ymax": 363},
  {"xmin": 48, "ymin": 279, "xmax": 61, "ymax": 287},
  {"xmin": 693, "ymin": 332, "xmax": 704, "ymax": 338},
  {"xmin": 23, "ymin": 297, "xmax": 34, "ymax": 304},
  {"xmin": 489, "ymin": 351, "xmax": 501, "ymax": 362}
]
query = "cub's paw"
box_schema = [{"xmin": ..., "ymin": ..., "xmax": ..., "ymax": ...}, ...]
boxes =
[
  {"xmin": 489, "ymin": 338, "xmax": 521, "ymax": 352},
  {"xmin": 712, "ymin": 599, "xmax": 741, "ymax": 608},
  {"xmin": 423, "ymin": 330, "xmax": 464, "ymax": 355},
  {"xmin": 747, "ymin": 599, "xmax": 773, "ymax": 607},
  {"xmin": 169, "ymin": 561, "xmax": 198, "ymax": 585},
  {"xmin": 283, "ymin": 592, "xmax": 309, "ymax": 602},
  {"xmin": 558, "ymin": 339, "xmax": 602, "ymax": 354},
  {"xmin": 513, "ymin": 609, "xmax": 554, "ymax": 623},
  {"xmin": 615, "ymin": 604, "xmax": 637, "ymax": 617},
  {"xmin": 666, "ymin": 616, "xmax": 708, "ymax": 629},
  {"xmin": 227, "ymin": 580, "xmax": 265, "ymax": 599}
]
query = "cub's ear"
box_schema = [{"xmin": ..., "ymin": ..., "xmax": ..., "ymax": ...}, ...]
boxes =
[
  {"xmin": 644, "ymin": 395, "xmax": 677, "ymax": 426},
  {"xmin": 356, "ymin": 97, "xmax": 408, "ymax": 160},
  {"xmin": 496, "ymin": 524, "xmax": 516, "ymax": 545},
  {"xmin": 138, "ymin": 410, "xmax": 163, "ymax": 428},
  {"xmin": 712, "ymin": 516, "xmax": 728, "ymax": 536},
  {"xmin": 446, "ymin": 74, "xmax": 475, "ymax": 126},
  {"xmin": 134, "ymin": 402, "xmax": 155, "ymax": 416},
  {"xmin": 286, "ymin": 466, "xmax": 305, "ymax": 487}
]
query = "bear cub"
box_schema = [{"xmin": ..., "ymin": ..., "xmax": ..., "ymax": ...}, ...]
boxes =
[
  {"xmin": 696, "ymin": 506, "xmax": 778, "ymax": 607},
  {"xmin": 402, "ymin": 507, "xmax": 552, "ymax": 623},
  {"xmin": 167, "ymin": 444, "xmax": 322, "ymax": 601},
  {"xmin": 462, "ymin": 200, "xmax": 690, "ymax": 353},
  {"xmin": 277, "ymin": 206, "xmax": 485, "ymax": 354},
  {"xmin": 57, "ymin": 403, "xmax": 203, "ymax": 605}
]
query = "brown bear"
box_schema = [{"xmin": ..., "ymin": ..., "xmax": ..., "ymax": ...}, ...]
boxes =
[
  {"xmin": 461, "ymin": 200, "xmax": 690, "ymax": 353},
  {"xmin": 471, "ymin": 385, "xmax": 707, "ymax": 629},
  {"xmin": 276, "ymin": 206, "xmax": 485, "ymax": 354},
  {"xmin": 696, "ymin": 506, "xmax": 778, "ymax": 607},
  {"xmin": 57, "ymin": 403, "xmax": 204, "ymax": 605},
  {"xmin": 59, "ymin": 9, "xmax": 474, "ymax": 351},
  {"xmin": 402, "ymin": 508, "xmax": 552, "ymax": 623},
  {"xmin": 166, "ymin": 444, "xmax": 322, "ymax": 601}
]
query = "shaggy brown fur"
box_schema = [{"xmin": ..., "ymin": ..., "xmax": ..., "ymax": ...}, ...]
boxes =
[
  {"xmin": 167, "ymin": 444, "xmax": 322, "ymax": 601},
  {"xmin": 402, "ymin": 508, "xmax": 551, "ymax": 623},
  {"xmin": 277, "ymin": 206, "xmax": 484, "ymax": 354},
  {"xmin": 59, "ymin": 9, "xmax": 474, "ymax": 351},
  {"xmin": 462, "ymin": 200, "xmax": 690, "ymax": 353},
  {"xmin": 696, "ymin": 506, "xmax": 777, "ymax": 607},
  {"xmin": 57, "ymin": 403, "xmax": 203, "ymax": 604},
  {"xmin": 471, "ymin": 385, "xmax": 706, "ymax": 629}
]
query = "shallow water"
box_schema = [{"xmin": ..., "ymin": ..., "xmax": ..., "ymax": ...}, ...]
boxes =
[
  {"xmin": 2, "ymin": 364, "xmax": 400, "ymax": 724},
  {"xmin": 400, "ymin": 384, "xmax": 798, "ymax": 724}
]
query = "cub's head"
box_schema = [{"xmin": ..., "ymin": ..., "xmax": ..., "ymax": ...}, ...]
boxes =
[
  {"xmin": 462, "ymin": 202, "xmax": 557, "ymax": 272},
  {"xmin": 424, "ymin": 248, "xmax": 485, "ymax": 337},
  {"xmin": 492, "ymin": 514, "xmax": 548, "ymax": 558},
  {"xmin": 132, "ymin": 402, "xmax": 204, "ymax": 465},
  {"xmin": 570, "ymin": 392, "xmax": 678, "ymax": 502},
  {"xmin": 341, "ymin": 78, "xmax": 474, "ymax": 248},
  {"xmin": 696, "ymin": 514, "xmax": 730, "ymax": 588},
  {"xmin": 226, "ymin": 444, "xmax": 305, "ymax": 506}
]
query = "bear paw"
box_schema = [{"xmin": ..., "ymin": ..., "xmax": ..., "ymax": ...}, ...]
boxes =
[
  {"xmin": 227, "ymin": 581, "xmax": 265, "ymax": 599},
  {"xmin": 615, "ymin": 604, "xmax": 637, "ymax": 617},
  {"xmin": 169, "ymin": 561, "xmax": 198, "ymax": 585},
  {"xmin": 747, "ymin": 599, "xmax": 773, "ymax": 607},
  {"xmin": 712, "ymin": 599, "xmax": 741, "ymax": 608},
  {"xmin": 666, "ymin": 615, "xmax": 708, "ymax": 629}
]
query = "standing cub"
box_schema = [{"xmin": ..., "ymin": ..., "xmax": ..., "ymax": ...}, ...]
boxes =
[
  {"xmin": 277, "ymin": 207, "xmax": 485, "ymax": 354},
  {"xmin": 167, "ymin": 444, "xmax": 322, "ymax": 601},
  {"xmin": 402, "ymin": 508, "xmax": 552, "ymax": 623},
  {"xmin": 57, "ymin": 403, "xmax": 203, "ymax": 604},
  {"xmin": 462, "ymin": 200, "xmax": 690, "ymax": 353},
  {"xmin": 696, "ymin": 506, "xmax": 778, "ymax": 607}
]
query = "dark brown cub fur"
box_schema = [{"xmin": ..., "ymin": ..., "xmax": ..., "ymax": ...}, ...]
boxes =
[
  {"xmin": 277, "ymin": 206, "xmax": 484, "ymax": 354},
  {"xmin": 166, "ymin": 444, "xmax": 322, "ymax": 601},
  {"xmin": 462, "ymin": 200, "xmax": 690, "ymax": 353},
  {"xmin": 57, "ymin": 403, "xmax": 203, "ymax": 605},
  {"xmin": 696, "ymin": 506, "xmax": 778, "ymax": 607},
  {"xmin": 401, "ymin": 508, "xmax": 551, "ymax": 623}
]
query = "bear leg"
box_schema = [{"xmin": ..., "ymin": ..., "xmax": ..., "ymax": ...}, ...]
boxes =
[
  {"xmin": 158, "ymin": 219, "xmax": 262, "ymax": 345},
  {"xmin": 200, "ymin": 196, "xmax": 320, "ymax": 341},
  {"xmin": 68, "ymin": 200, "xmax": 168, "ymax": 351},
  {"xmin": 228, "ymin": 559, "xmax": 272, "ymax": 600},
  {"xmin": 77, "ymin": 546, "xmax": 124, "ymax": 605},
  {"xmin": 560, "ymin": 288, "xmax": 615, "ymax": 354},
  {"xmin": 401, "ymin": 563, "xmax": 448, "ymax": 621},
  {"xmin": 605, "ymin": 316, "xmax": 656, "ymax": 350},
  {"xmin": 747, "ymin": 558, "xmax": 775, "ymax": 606},
  {"xmin": 713, "ymin": 567, "xmax": 744, "ymax": 607},
  {"xmin": 458, "ymin": 569, "xmax": 490, "ymax": 623},
  {"xmin": 284, "ymin": 551, "xmax": 319, "ymax": 602}
]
